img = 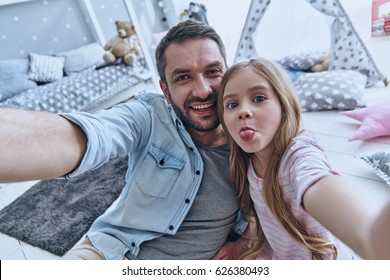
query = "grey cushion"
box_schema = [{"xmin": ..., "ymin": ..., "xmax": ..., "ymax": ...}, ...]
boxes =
[
  {"xmin": 57, "ymin": 42, "xmax": 105, "ymax": 75},
  {"xmin": 278, "ymin": 50, "xmax": 330, "ymax": 71},
  {"xmin": 28, "ymin": 53, "xmax": 65, "ymax": 83},
  {"xmin": 294, "ymin": 70, "xmax": 367, "ymax": 112},
  {"xmin": 0, "ymin": 59, "xmax": 37, "ymax": 101},
  {"xmin": 360, "ymin": 149, "xmax": 390, "ymax": 186}
]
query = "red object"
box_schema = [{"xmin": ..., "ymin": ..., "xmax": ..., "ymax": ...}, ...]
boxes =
[
  {"xmin": 385, "ymin": 16, "xmax": 390, "ymax": 33},
  {"xmin": 372, "ymin": 0, "xmax": 390, "ymax": 36}
]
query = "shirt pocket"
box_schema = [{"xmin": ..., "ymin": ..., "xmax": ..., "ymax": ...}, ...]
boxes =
[{"xmin": 134, "ymin": 144, "xmax": 186, "ymax": 198}]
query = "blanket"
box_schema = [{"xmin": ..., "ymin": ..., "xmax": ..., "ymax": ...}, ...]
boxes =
[{"xmin": 0, "ymin": 156, "xmax": 127, "ymax": 256}]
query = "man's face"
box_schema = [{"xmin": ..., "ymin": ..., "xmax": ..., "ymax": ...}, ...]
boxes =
[{"xmin": 160, "ymin": 38, "xmax": 226, "ymax": 132}]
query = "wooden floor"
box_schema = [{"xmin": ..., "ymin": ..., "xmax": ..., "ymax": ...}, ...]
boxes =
[{"xmin": 302, "ymin": 85, "xmax": 390, "ymax": 210}]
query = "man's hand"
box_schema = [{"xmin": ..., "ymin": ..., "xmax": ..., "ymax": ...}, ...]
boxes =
[
  {"xmin": 211, "ymin": 238, "xmax": 253, "ymax": 260},
  {"xmin": 211, "ymin": 215, "xmax": 258, "ymax": 260},
  {"xmin": 0, "ymin": 108, "xmax": 87, "ymax": 182}
]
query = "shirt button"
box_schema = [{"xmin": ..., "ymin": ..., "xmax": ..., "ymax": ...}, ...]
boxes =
[
  {"xmin": 169, "ymin": 225, "xmax": 174, "ymax": 230},
  {"xmin": 195, "ymin": 170, "xmax": 200, "ymax": 175},
  {"xmin": 159, "ymin": 159, "xmax": 165, "ymax": 165},
  {"xmin": 131, "ymin": 242, "xmax": 136, "ymax": 247},
  {"xmin": 185, "ymin": 198, "xmax": 190, "ymax": 203},
  {"xmin": 189, "ymin": 147, "xmax": 194, "ymax": 151}
]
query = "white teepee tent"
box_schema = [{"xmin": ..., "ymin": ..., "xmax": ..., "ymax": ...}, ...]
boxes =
[{"xmin": 235, "ymin": 0, "xmax": 388, "ymax": 86}]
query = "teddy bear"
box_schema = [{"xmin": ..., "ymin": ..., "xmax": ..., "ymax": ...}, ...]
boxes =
[
  {"xmin": 103, "ymin": 20, "xmax": 142, "ymax": 66},
  {"xmin": 310, "ymin": 53, "xmax": 332, "ymax": 72}
]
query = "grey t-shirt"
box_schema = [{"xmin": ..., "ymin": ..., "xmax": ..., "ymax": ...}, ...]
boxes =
[{"xmin": 136, "ymin": 141, "xmax": 240, "ymax": 259}]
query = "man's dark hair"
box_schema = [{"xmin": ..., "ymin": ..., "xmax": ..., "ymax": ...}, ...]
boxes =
[{"xmin": 155, "ymin": 19, "xmax": 227, "ymax": 84}]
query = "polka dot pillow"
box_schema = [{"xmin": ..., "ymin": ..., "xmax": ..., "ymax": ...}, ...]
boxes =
[{"xmin": 294, "ymin": 70, "xmax": 367, "ymax": 112}]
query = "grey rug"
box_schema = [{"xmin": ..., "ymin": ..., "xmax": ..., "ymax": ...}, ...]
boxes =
[{"xmin": 0, "ymin": 156, "xmax": 127, "ymax": 256}]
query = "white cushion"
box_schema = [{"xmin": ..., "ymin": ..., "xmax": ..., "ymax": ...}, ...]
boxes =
[
  {"xmin": 28, "ymin": 53, "xmax": 64, "ymax": 83},
  {"xmin": 57, "ymin": 42, "xmax": 105, "ymax": 75}
]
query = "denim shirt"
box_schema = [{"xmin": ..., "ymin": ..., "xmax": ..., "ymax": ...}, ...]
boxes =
[{"xmin": 61, "ymin": 93, "xmax": 245, "ymax": 260}]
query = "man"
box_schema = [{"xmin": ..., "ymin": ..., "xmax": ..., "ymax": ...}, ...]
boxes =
[{"xmin": 0, "ymin": 20, "xmax": 248, "ymax": 260}]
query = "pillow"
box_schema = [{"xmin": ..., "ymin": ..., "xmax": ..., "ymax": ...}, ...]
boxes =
[
  {"xmin": 0, "ymin": 59, "xmax": 37, "ymax": 101},
  {"xmin": 277, "ymin": 50, "xmax": 330, "ymax": 71},
  {"xmin": 294, "ymin": 70, "xmax": 367, "ymax": 112},
  {"xmin": 28, "ymin": 53, "xmax": 65, "ymax": 83},
  {"xmin": 341, "ymin": 99, "xmax": 390, "ymax": 141},
  {"xmin": 56, "ymin": 42, "xmax": 105, "ymax": 75},
  {"xmin": 360, "ymin": 149, "xmax": 390, "ymax": 186}
]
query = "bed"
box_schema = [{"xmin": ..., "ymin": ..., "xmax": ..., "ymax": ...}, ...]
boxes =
[
  {"xmin": 0, "ymin": 44, "xmax": 156, "ymax": 113},
  {"xmin": 0, "ymin": 60, "xmax": 154, "ymax": 114}
]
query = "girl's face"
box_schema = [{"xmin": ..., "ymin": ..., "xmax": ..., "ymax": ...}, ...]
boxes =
[{"xmin": 222, "ymin": 68, "xmax": 282, "ymax": 156}]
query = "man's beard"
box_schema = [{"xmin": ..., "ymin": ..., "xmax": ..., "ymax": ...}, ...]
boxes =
[{"xmin": 168, "ymin": 92, "xmax": 220, "ymax": 132}]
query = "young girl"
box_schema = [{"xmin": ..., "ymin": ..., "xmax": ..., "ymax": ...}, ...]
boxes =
[{"xmin": 217, "ymin": 58, "xmax": 390, "ymax": 260}]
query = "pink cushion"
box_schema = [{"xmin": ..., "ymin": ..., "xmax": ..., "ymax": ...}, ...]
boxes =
[{"xmin": 341, "ymin": 99, "xmax": 390, "ymax": 141}]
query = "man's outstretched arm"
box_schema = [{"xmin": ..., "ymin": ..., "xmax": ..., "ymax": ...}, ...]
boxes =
[{"xmin": 0, "ymin": 108, "xmax": 87, "ymax": 183}]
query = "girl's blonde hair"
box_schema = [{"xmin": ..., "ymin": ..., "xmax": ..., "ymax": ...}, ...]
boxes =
[{"xmin": 218, "ymin": 58, "xmax": 337, "ymax": 260}]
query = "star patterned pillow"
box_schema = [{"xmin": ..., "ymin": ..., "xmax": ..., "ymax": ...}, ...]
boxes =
[
  {"xmin": 360, "ymin": 149, "xmax": 390, "ymax": 186},
  {"xmin": 277, "ymin": 50, "xmax": 330, "ymax": 71},
  {"xmin": 294, "ymin": 70, "xmax": 367, "ymax": 112}
]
